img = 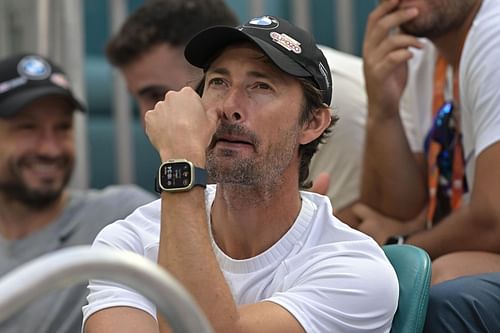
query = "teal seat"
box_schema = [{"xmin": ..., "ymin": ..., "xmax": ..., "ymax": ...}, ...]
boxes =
[{"xmin": 383, "ymin": 244, "xmax": 431, "ymax": 333}]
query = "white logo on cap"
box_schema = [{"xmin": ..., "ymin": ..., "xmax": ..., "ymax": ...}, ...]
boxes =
[
  {"xmin": 17, "ymin": 56, "xmax": 51, "ymax": 80},
  {"xmin": 270, "ymin": 32, "xmax": 302, "ymax": 54}
]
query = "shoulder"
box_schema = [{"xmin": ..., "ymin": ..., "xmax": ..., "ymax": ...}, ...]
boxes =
[
  {"xmin": 82, "ymin": 185, "xmax": 156, "ymax": 211},
  {"xmin": 299, "ymin": 191, "xmax": 394, "ymax": 265},
  {"xmin": 92, "ymin": 198, "xmax": 162, "ymax": 257},
  {"xmin": 92, "ymin": 185, "xmax": 215, "ymax": 255},
  {"xmin": 461, "ymin": 0, "xmax": 500, "ymax": 77},
  {"xmin": 274, "ymin": 193, "xmax": 399, "ymax": 332},
  {"xmin": 65, "ymin": 185, "xmax": 155, "ymax": 233},
  {"xmin": 94, "ymin": 184, "xmax": 157, "ymax": 202},
  {"xmin": 298, "ymin": 191, "xmax": 397, "ymax": 282}
]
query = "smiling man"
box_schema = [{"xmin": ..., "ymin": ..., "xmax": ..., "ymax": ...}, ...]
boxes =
[
  {"xmin": 0, "ymin": 53, "xmax": 155, "ymax": 333},
  {"xmin": 83, "ymin": 16, "xmax": 398, "ymax": 333}
]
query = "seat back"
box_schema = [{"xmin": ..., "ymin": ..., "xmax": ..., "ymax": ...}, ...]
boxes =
[{"xmin": 383, "ymin": 244, "xmax": 431, "ymax": 333}]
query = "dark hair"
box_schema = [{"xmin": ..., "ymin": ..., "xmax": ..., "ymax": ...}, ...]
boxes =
[
  {"xmin": 196, "ymin": 77, "xmax": 336, "ymax": 189},
  {"xmin": 106, "ymin": 0, "xmax": 239, "ymax": 67},
  {"xmin": 297, "ymin": 78, "xmax": 336, "ymax": 189}
]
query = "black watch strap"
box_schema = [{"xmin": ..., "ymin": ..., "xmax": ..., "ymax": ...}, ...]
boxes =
[
  {"xmin": 385, "ymin": 234, "xmax": 409, "ymax": 245},
  {"xmin": 193, "ymin": 166, "xmax": 208, "ymax": 188}
]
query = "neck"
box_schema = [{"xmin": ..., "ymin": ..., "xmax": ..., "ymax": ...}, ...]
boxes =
[
  {"xmin": 0, "ymin": 192, "xmax": 68, "ymax": 240},
  {"xmin": 210, "ymin": 170, "xmax": 302, "ymax": 259},
  {"xmin": 430, "ymin": 0, "xmax": 482, "ymax": 69}
]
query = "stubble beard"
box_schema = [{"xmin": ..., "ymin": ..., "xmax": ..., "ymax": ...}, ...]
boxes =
[
  {"xmin": 400, "ymin": 0, "xmax": 477, "ymax": 38},
  {"xmin": 206, "ymin": 123, "xmax": 299, "ymax": 200},
  {"xmin": 0, "ymin": 155, "xmax": 73, "ymax": 209}
]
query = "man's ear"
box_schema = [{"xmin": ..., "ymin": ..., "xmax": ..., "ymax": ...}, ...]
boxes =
[{"xmin": 299, "ymin": 106, "xmax": 332, "ymax": 145}]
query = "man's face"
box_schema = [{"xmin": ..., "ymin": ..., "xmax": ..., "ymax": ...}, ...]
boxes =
[
  {"xmin": 202, "ymin": 44, "xmax": 305, "ymax": 191},
  {"xmin": 396, "ymin": 0, "xmax": 478, "ymax": 38},
  {"xmin": 121, "ymin": 43, "xmax": 203, "ymax": 124},
  {"xmin": 0, "ymin": 96, "xmax": 75, "ymax": 208}
]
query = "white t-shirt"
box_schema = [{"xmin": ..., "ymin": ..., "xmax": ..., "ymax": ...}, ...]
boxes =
[
  {"xmin": 401, "ymin": 0, "xmax": 500, "ymax": 190},
  {"xmin": 83, "ymin": 185, "xmax": 398, "ymax": 333},
  {"xmin": 309, "ymin": 46, "xmax": 367, "ymax": 210},
  {"xmin": 459, "ymin": 0, "xmax": 500, "ymax": 188},
  {"xmin": 400, "ymin": 40, "xmax": 437, "ymax": 153}
]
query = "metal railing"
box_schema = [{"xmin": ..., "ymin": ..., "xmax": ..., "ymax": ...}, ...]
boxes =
[{"xmin": 0, "ymin": 246, "xmax": 214, "ymax": 333}]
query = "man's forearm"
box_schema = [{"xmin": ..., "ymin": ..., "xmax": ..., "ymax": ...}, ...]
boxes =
[
  {"xmin": 158, "ymin": 190, "xmax": 239, "ymax": 333},
  {"xmin": 361, "ymin": 110, "xmax": 427, "ymax": 220},
  {"xmin": 408, "ymin": 206, "xmax": 500, "ymax": 259}
]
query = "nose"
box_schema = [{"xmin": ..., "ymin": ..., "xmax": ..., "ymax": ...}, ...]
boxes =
[
  {"xmin": 220, "ymin": 87, "xmax": 245, "ymax": 123},
  {"xmin": 37, "ymin": 129, "xmax": 63, "ymax": 157}
]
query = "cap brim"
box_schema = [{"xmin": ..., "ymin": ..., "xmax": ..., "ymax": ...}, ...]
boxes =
[
  {"xmin": 0, "ymin": 86, "xmax": 85, "ymax": 117},
  {"xmin": 185, "ymin": 26, "xmax": 311, "ymax": 78}
]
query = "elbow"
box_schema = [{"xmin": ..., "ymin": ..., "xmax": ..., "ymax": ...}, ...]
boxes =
[{"xmin": 470, "ymin": 203, "xmax": 500, "ymax": 252}]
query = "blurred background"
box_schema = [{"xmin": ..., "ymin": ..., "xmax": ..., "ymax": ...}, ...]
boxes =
[{"xmin": 0, "ymin": 0, "xmax": 377, "ymax": 194}]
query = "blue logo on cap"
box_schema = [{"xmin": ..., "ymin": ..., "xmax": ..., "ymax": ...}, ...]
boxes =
[
  {"xmin": 17, "ymin": 56, "xmax": 51, "ymax": 80},
  {"xmin": 244, "ymin": 16, "xmax": 279, "ymax": 30},
  {"xmin": 249, "ymin": 16, "xmax": 273, "ymax": 26}
]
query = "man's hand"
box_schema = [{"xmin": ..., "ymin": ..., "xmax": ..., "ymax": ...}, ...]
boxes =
[
  {"xmin": 353, "ymin": 203, "xmax": 426, "ymax": 245},
  {"xmin": 310, "ymin": 172, "xmax": 330, "ymax": 196},
  {"xmin": 144, "ymin": 86, "xmax": 218, "ymax": 164},
  {"xmin": 363, "ymin": 0, "xmax": 421, "ymax": 117}
]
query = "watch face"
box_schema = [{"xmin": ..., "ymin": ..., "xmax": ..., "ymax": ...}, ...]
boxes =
[{"xmin": 159, "ymin": 161, "xmax": 193, "ymax": 191}]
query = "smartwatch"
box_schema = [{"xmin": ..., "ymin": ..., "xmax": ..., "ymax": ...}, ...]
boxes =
[
  {"xmin": 385, "ymin": 234, "xmax": 409, "ymax": 245},
  {"xmin": 155, "ymin": 159, "xmax": 207, "ymax": 193}
]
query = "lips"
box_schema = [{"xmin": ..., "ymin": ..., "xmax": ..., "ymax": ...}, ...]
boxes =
[
  {"xmin": 209, "ymin": 123, "xmax": 259, "ymax": 151},
  {"xmin": 19, "ymin": 156, "xmax": 70, "ymax": 181},
  {"xmin": 216, "ymin": 135, "xmax": 253, "ymax": 146},
  {"xmin": 28, "ymin": 162, "xmax": 63, "ymax": 177}
]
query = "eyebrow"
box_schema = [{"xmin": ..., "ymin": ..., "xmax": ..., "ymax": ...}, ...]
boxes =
[
  {"xmin": 206, "ymin": 67, "xmax": 283, "ymax": 83},
  {"xmin": 137, "ymin": 85, "xmax": 168, "ymax": 97}
]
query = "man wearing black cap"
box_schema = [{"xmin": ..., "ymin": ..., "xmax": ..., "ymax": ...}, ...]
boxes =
[
  {"xmin": 83, "ymin": 16, "xmax": 398, "ymax": 333},
  {"xmin": 106, "ymin": 0, "xmax": 371, "ymax": 228},
  {"xmin": 0, "ymin": 53, "xmax": 155, "ymax": 333}
]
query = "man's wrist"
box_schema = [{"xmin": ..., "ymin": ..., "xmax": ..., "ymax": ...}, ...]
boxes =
[
  {"xmin": 385, "ymin": 234, "xmax": 409, "ymax": 245},
  {"xmin": 155, "ymin": 159, "xmax": 207, "ymax": 193},
  {"xmin": 159, "ymin": 151, "xmax": 206, "ymax": 168}
]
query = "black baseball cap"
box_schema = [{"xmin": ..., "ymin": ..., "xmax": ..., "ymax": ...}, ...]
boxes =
[
  {"xmin": 184, "ymin": 15, "xmax": 332, "ymax": 105},
  {"xmin": 0, "ymin": 53, "xmax": 85, "ymax": 118}
]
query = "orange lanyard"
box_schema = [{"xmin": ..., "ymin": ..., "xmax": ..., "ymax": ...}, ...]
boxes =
[{"xmin": 426, "ymin": 55, "xmax": 465, "ymax": 228}]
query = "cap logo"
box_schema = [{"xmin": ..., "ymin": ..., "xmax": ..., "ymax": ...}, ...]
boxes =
[
  {"xmin": 50, "ymin": 73, "xmax": 70, "ymax": 89},
  {"xmin": 243, "ymin": 16, "xmax": 279, "ymax": 30},
  {"xmin": 17, "ymin": 56, "xmax": 51, "ymax": 80},
  {"xmin": 270, "ymin": 32, "xmax": 302, "ymax": 54}
]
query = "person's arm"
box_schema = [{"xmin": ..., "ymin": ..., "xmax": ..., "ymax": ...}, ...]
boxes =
[
  {"xmin": 408, "ymin": 142, "xmax": 500, "ymax": 259},
  {"xmin": 361, "ymin": 0, "xmax": 427, "ymax": 220},
  {"xmin": 86, "ymin": 307, "xmax": 160, "ymax": 333},
  {"xmin": 354, "ymin": 202, "xmax": 427, "ymax": 244}
]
